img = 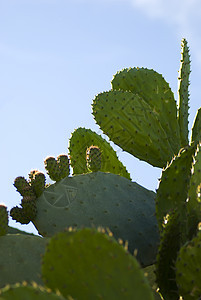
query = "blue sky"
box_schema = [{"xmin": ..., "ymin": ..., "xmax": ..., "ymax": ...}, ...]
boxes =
[{"xmin": 0, "ymin": 0, "xmax": 201, "ymax": 234}]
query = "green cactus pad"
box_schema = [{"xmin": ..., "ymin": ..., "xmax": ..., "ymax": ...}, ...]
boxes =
[
  {"xmin": 111, "ymin": 67, "xmax": 181, "ymax": 157},
  {"xmin": 33, "ymin": 171, "xmax": 159, "ymax": 267},
  {"xmin": 175, "ymin": 230, "xmax": 201, "ymax": 299},
  {"xmin": 68, "ymin": 127, "xmax": 131, "ymax": 179},
  {"xmin": 0, "ymin": 283, "xmax": 66, "ymax": 300},
  {"xmin": 86, "ymin": 145, "xmax": 102, "ymax": 172},
  {"xmin": 57, "ymin": 154, "xmax": 70, "ymax": 178},
  {"xmin": 155, "ymin": 146, "xmax": 195, "ymax": 230},
  {"xmin": 29, "ymin": 170, "xmax": 46, "ymax": 197},
  {"xmin": 0, "ymin": 205, "xmax": 8, "ymax": 236},
  {"xmin": 191, "ymin": 108, "xmax": 201, "ymax": 146},
  {"xmin": 21, "ymin": 196, "xmax": 37, "ymax": 221},
  {"xmin": 178, "ymin": 38, "xmax": 191, "ymax": 147},
  {"xmin": 92, "ymin": 90, "xmax": 175, "ymax": 168},
  {"xmin": 155, "ymin": 210, "xmax": 180, "ymax": 300},
  {"xmin": 187, "ymin": 144, "xmax": 201, "ymax": 238},
  {"xmin": 42, "ymin": 228, "xmax": 154, "ymax": 300},
  {"xmin": 44, "ymin": 157, "xmax": 62, "ymax": 182},
  {"xmin": 0, "ymin": 234, "xmax": 48, "ymax": 288},
  {"xmin": 14, "ymin": 176, "xmax": 36, "ymax": 200},
  {"xmin": 10, "ymin": 206, "xmax": 30, "ymax": 224}
]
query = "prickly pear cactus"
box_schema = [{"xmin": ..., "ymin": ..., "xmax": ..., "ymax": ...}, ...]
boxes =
[
  {"xmin": 31, "ymin": 171, "xmax": 159, "ymax": 267},
  {"xmin": 42, "ymin": 228, "xmax": 155, "ymax": 300},
  {"xmin": 86, "ymin": 145, "xmax": 102, "ymax": 172},
  {"xmin": 178, "ymin": 38, "xmax": 191, "ymax": 147},
  {"xmin": 0, "ymin": 205, "xmax": 8, "ymax": 236},
  {"xmin": 92, "ymin": 68, "xmax": 181, "ymax": 168},
  {"xmin": 91, "ymin": 39, "xmax": 197, "ymax": 171},
  {"xmin": 68, "ymin": 127, "xmax": 130, "ymax": 179},
  {"xmin": 175, "ymin": 230, "xmax": 201, "ymax": 299},
  {"xmin": 44, "ymin": 154, "xmax": 70, "ymax": 182},
  {"xmin": 0, "ymin": 234, "xmax": 49, "ymax": 288},
  {"xmin": 0, "ymin": 210, "xmax": 49, "ymax": 289}
]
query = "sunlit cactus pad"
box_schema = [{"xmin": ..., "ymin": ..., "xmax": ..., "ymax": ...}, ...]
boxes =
[
  {"xmin": 42, "ymin": 228, "xmax": 155, "ymax": 299},
  {"xmin": 33, "ymin": 171, "xmax": 159, "ymax": 266}
]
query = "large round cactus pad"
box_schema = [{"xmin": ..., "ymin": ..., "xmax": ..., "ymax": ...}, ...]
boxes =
[{"xmin": 33, "ymin": 171, "xmax": 159, "ymax": 266}]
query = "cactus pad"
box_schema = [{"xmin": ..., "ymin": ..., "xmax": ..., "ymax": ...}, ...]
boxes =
[
  {"xmin": 155, "ymin": 146, "xmax": 195, "ymax": 230},
  {"xmin": 68, "ymin": 127, "xmax": 131, "ymax": 179},
  {"xmin": 92, "ymin": 90, "xmax": 175, "ymax": 168},
  {"xmin": 0, "ymin": 205, "xmax": 8, "ymax": 236},
  {"xmin": 86, "ymin": 145, "xmax": 102, "ymax": 172},
  {"xmin": 33, "ymin": 171, "xmax": 159, "ymax": 267},
  {"xmin": 29, "ymin": 170, "xmax": 46, "ymax": 197},
  {"xmin": 178, "ymin": 38, "xmax": 191, "ymax": 147},
  {"xmin": 176, "ymin": 230, "xmax": 201, "ymax": 299},
  {"xmin": 111, "ymin": 67, "xmax": 181, "ymax": 155},
  {"xmin": 0, "ymin": 234, "xmax": 48, "ymax": 288},
  {"xmin": 42, "ymin": 228, "xmax": 155, "ymax": 300}
]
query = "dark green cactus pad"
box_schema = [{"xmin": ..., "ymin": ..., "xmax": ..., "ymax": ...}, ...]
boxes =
[
  {"xmin": 143, "ymin": 265, "xmax": 162, "ymax": 300},
  {"xmin": 92, "ymin": 90, "xmax": 175, "ymax": 168},
  {"xmin": 0, "ymin": 283, "xmax": 66, "ymax": 300},
  {"xmin": 191, "ymin": 108, "xmax": 201, "ymax": 146},
  {"xmin": 86, "ymin": 145, "xmax": 102, "ymax": 172},
  {"xmin": 10, "ymin": 206, "xmax": 31, "ymax": 224},
  {"xmin": 29, "ymin": 170, "xmax": 46, "ymax": 197},
  {"xmin": 0, "ymin": 205, "xmax": 8, "ymax": 236},
  {"xmin": 178, "ymin": 38, "xmax": 191, "ymax": 147},
  {"xmin": 33, "ymin": 171, "xmax": 159, "ymax": 267},
  {"xmin": 155, "ymin": 146, "xmax": 195, "ymax": 231},
  {"xmin": 42, "ymin": 228, "xmax": 155, "ymax": 300},
  {"xmin": 68, "ymin": 127, "xmax": 131, "ymax": 179},
  {"xmin": 57, "ymin": 154, "xmax": 70, "ymax": 178},
  {"xmin": 21, "ymin": 196, "xmax": 37, "ymax": 220},
  {"xmin": 111, "ymin": 67, "xmax": 181, "ymax": 159},
  {"xmin": 187, "ymin": 144, "xmax": 201, "ymax": 238},
  {"xmin": 155, "ymin": 210, "xmax": 180, "ymax": 300},
  {"xmin": 175, "ymin": 230, "xmax": 201, "ymax": 299},
  {"xmin": 44, "ymin": 157, "xmax": 61, "ymax": 182},
  {"xmin": 14, "ymin": 176, "xmax": 36, "ymax": 199},
  {"xmin": 0, "ymin": 234, "xmax": 48, "ymax": 288}
]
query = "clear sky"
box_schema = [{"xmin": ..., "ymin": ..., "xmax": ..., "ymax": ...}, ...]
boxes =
[{"xmin": 0, "ymin": 0, "xmax": 201, "ymax": 234}]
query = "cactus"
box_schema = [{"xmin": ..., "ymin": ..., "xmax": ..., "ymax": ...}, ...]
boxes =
[
  {"xmin": 0, "ymin": 233, "xmax": 49, "ymax": 288},
  {"xmin": 155, "ymin": 146, "xmax": 195, "ymax": 231},
  {"xmin": 0, "ymin": 282, "xmax": 66, "ymax": 300},
  {"xmin": 91, "ymin": 39, "xmax": 196, "ymax": 170},
  {"xmin": 32, "ymin": 170, "xmax": 159, "ymax": 267},
  {"xmin": 92, "ymin": 69, "xmax": 181, "ymax": 168},
  {"xmin": 0, "ymin": 205, "xmax": 8, "ymax": 236},
  {"xmin": 44, "ymin": 154, "xmax": 70, "ymax": 182},
  {"xmin": 175, "ymin": 230, "xmax": 201, "ymax": 299},
  {"xmin": 178, "ymin": 38, "xmax": 191, "ymax": 147},
  {"xmin": 155, "ymin": 210, "xmax": 181, "ymax": 299},
  {"xmin": 86, "ymin": 145, "xmax": 102, "ymax": 172},
  {"xmin": 28, "ymin": 170, "xmax": 46, "ymax": 197},
  {"xmin": 68, "ymin": 127, "xmax": 130, "ymax": 179},
  {"xmin": 6, "ymin": 38, "xmax": 201, "ymax": 299},
  {"xmin": 42, "ymin": 228, "xmax": 155, "ymax": 300}
]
